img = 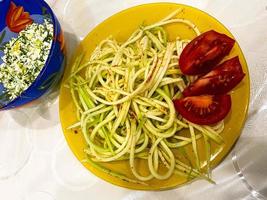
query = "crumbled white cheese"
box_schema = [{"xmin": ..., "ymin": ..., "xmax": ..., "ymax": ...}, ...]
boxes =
[{"xmin": 0, "ymin": 19, "xmax": 53, "ymax": 100}]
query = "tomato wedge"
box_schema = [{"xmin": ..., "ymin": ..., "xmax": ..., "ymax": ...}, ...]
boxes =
[
  {"xmin": 182, "ymin": 57, "xmax": 245, "ymax": 96},
  {"xmin": 179, "ymin": 30, "xmax": 235, "ymax": 75},
  {"xmin": 173, "ymin": 95, "xmax": 231, "ymax": 125}
]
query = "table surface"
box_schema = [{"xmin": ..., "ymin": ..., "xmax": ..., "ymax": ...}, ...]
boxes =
[{"xmin": 1, "ymin": 0, "xmax": 267, "ymax": 199}]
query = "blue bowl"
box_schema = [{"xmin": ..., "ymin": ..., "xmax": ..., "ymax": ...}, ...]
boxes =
[{"xmin": 0, "ymin": 0, "xmax": 65, "ymax": 110}]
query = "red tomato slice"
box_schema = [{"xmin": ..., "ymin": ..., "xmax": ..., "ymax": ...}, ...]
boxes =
[
  {"xmin": 179, "ymin": 30, "xmax": 235, "ymax": 75},
  {"xmin": 173, "ymin": 95, "xmax": 231, "ymax": 125},
  {"xmin": 183, "ymin": 57, "xmax": 245, "ymax": 96}
]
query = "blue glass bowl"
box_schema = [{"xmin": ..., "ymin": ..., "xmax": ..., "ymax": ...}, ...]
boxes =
[{"xmin": 0, "ymin": 0, "xmax": 65, "ymax": 110}]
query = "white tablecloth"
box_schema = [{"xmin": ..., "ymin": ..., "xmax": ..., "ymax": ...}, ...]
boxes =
[{"xmin": 1, "ymin": 0, "xmax": 267, "ymax": 199}]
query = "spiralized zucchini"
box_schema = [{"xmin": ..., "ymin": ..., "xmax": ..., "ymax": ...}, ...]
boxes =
[{"xmin": 67, "ymin": 9, "xmax": 225, "ymax": 184}]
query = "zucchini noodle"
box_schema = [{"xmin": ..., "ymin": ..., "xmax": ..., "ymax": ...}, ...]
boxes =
[{"xmin": 67, "ymin": 9, "xmax": 224, "ymax": 184}]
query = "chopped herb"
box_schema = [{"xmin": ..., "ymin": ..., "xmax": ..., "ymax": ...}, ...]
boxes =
[{"xmin": 0, "ymin": 19, "xmax": 53, "ymax": 100}]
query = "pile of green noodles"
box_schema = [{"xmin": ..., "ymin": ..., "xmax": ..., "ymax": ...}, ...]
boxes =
[{"xmin": 66, "ymin": 9, "xmax": 224, "ymax": 185}]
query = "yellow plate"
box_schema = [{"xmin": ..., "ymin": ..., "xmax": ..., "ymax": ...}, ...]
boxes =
[{"xmin": 59, "ymin": 3, "xmax": 250, "ymax": 190}]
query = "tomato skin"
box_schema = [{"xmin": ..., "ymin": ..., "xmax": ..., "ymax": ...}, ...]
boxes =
[
  {"xmin": 173, "ymin": 95, "xmax": 231, "ymax": 125},
  {"xmin": 179, "ymin": 30, "xmax": 235, "ymax": 75},
  {"xmin": 183, "ymin": 57, "xmax": 245, "ymax": 96}
]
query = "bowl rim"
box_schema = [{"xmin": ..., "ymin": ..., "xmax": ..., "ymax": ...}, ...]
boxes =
[{"xmin": 0, "ymin": 0, "xmax": 59, "ymax": 109}]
